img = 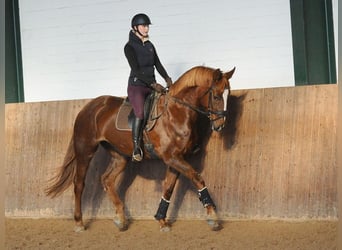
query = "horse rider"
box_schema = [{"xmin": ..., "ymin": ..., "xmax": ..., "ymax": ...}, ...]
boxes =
[{"xmin": 124, "ymin": 13, "xmax": 172, "ymax": 162}]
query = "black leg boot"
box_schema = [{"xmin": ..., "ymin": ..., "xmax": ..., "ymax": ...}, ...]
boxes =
[{"xmin": 132, "ymin": 117, "xmax": 143, "ymax": 162}]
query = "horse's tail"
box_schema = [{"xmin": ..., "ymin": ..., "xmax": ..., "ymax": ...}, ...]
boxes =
[{"xmin": 45, "ymin": 137, "xmax": 77, "ymax": 198}]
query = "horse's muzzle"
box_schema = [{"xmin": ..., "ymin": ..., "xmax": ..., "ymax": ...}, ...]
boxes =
[
  {"xmin": 209, "ymin": 110, "xmax": 227, "ymax": 132},
  {"xmin": 211, "ymin": 116, "xmax": 226, "ymax": 132}
]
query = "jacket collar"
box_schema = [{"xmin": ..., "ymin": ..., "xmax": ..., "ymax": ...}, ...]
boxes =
[{"xmin": 129, "ymin": 30, "xmax": 149, "ymax": 44}]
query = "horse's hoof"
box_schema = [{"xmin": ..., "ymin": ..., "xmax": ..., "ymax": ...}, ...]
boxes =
[
  {"xmin": 74, "ymin": 225, "xmax": 85, "ymax": 233},
  {"xmin": 157, "ymin": 219, "xmax": 171, "ymax": 232},
  {"xmin": 159, "ymin": 225, "xmax": 171, "ymax": 232},
  {"xmin": 207, "ymin": 220, "xmax": 222, "ymax": 231},
  {"xmin": 113, "ymin": 218, "xmax": 128, "ymax": 231},
  {"xmin": 211, "ymin": 223, "xmax": 222, "ymax": 231}
]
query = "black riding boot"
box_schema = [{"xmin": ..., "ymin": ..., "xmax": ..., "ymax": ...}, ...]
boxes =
[{"xmin": 132, "ymin": 117, "xmax": 143, "ymax": 162}]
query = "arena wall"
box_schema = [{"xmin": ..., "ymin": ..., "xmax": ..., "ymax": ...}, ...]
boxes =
[{"xmin": 5, "ymin": 84, "xmax": 337, "ymax": 220}]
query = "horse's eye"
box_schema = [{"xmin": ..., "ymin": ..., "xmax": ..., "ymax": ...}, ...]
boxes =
[{"xmin": 214, "ymin": 96, "xmax": 221, "ymax": 101}]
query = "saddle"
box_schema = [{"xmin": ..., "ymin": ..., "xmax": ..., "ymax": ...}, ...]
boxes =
[{"xmin": 115, "ymin": 92, "xmax": 160, "ymax": 131}]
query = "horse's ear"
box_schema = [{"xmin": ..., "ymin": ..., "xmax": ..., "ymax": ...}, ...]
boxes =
[
  {"xmin": 224, "ymin": 67, "xmax": 236, "ymax": 80},
  {"xmin": 213, "ymin": 68, "xmax": 222, "ymax": 82}
]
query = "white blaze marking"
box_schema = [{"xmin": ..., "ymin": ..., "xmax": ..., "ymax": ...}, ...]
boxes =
[{"xmin": 223, "ymin": 89, "xmax": 229, "ymax": 112}]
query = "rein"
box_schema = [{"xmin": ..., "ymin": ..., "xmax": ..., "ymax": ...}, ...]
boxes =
[
  {"xmin": 168, "ymin": 95, "xmax": 209, "ymax": 116},
  {"xmin": 167, "ymin": 86, "xmax": 228, "ymax": 121}
]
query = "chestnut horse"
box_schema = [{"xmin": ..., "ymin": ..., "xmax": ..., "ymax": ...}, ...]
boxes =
[{"xmin": 45, "ymin": 66, "xmax": 235, "ymax": 232}]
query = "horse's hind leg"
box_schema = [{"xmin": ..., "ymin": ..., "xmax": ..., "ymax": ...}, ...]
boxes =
[
  {"xmin": 73, "ymin": 160, "xmax": 92, "ymax": 232},
  {"xmin": 73, "ymin": 144, "xmax": 98, "ymax": 232},
  {"xmin": 101, "ymin": 151, "xmax": 128, "ymax": 231},
  {"xmin": 155, "ymin": 166, "xmax": 179, "ymax": 232}
]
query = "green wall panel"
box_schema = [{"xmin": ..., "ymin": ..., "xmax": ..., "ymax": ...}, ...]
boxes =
[
  {"xmin": 290, "ymin": 0, "xmax": 336, "ymax": 85},
  {"xmin": 5, "ymin": 0, "xmax": 24, "ymax": 103}
]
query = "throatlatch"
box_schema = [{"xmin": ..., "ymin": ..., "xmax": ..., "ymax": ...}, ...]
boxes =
[
  {"xmin": 198, "ymin": 187, "xmax": 216, "ymax": 209},
  {"xmin": 154, "ymin": 197, "xmax": 170, "ymax": 220}
]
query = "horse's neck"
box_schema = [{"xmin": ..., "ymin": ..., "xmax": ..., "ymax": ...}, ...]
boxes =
[
  {"xmin": 165, "ymin": 92, "xmax": 200, "ymax": 123},
  {"xmin": 171, "ymin": 86, "xmax": 200, "ymax": 105}
]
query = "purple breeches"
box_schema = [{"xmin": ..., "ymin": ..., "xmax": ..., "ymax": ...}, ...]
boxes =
[{"xmin": 127, "ymin": 85, "xmax": 152, "ymax": 119}]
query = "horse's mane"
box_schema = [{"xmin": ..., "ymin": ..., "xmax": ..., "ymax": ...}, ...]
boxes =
[{"xmin": 169, "ymin": 66, "xmax": 216, "ymax": 96}]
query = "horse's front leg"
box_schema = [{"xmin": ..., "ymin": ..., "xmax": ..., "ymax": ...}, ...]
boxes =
[
  {"xmin": 154, "ymin": 166, "xmax": 180, "ymax": 232},
  {"xmin": 198, "ymin": 186, "xmax": 221, "ymax": 231},
  {"xmin": 165, "ymin": 157, "xmax": 221, "ymax": 231}
]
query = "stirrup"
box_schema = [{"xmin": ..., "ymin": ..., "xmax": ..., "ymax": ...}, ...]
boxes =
[{"xmin": 132, "ymin": 147, "xmax": 143, "ymax": 162}]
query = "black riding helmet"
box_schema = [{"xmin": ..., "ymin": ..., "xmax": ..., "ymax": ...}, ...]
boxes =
[{"xmin": 131, "ymin": 13, "xmax": 151, "ymax": 28}]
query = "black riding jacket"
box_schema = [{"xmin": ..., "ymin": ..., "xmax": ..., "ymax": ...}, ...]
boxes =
[{"xmin": 124, "ymin": 30, "xmax": 169, "ymax": 87}]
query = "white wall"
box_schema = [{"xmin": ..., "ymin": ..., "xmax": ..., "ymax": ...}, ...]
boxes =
[{"xmin": 19, "ymin": 0, "xmax": 295, "ymax": 102}]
